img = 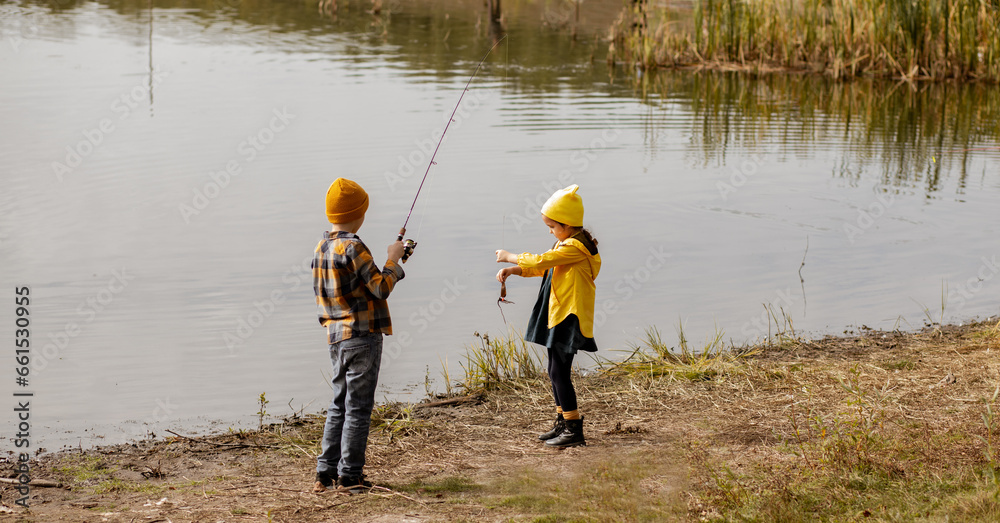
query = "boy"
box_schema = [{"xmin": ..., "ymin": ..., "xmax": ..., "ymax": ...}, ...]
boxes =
[{"xmin": 312, "ymin": 178, "xmax": 405, "ymax": 493}]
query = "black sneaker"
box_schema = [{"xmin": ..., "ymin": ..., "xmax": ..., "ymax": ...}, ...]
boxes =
[
  {"xmin": 337, "ymin": 475, "xmax": 374, "ymax": 494},
  {"xmin": 314, "ymin": 471, "xmax": 337, "ymax": 493}
]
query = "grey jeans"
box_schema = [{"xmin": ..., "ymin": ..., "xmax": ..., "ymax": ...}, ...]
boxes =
[{"xmin": 316, "ymin": 332, "xmax": 383, "ymax": 479}]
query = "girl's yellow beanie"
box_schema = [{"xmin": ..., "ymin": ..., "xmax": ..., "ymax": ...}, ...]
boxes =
[
  {"xmin": 325, "ymin": 178, "xmax": 369, "ymax": 223},
  {"xmin": 541, "ymin": 184, "xmax": 584, "ymax": 227}
]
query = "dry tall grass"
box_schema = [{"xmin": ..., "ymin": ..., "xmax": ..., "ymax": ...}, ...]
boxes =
[{"xmin": 610, "ymin": 0, "xmax": 1000, "ymax": 81}]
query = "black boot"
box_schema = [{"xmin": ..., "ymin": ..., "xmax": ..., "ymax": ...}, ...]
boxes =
[
  {"xmin": 545, "ymin": 416, "xmax": 585, "ymax": 448},
  {"xmin": 337, "ymin": 475, "xmax": 373, "ymax": 494},
  {"xmin": 313, "ymin": 471, "xmax": 337, "ymax": 493},
  {"xmin": 538, "ymin": 414, "xmax": 566, "ymax": 441}
]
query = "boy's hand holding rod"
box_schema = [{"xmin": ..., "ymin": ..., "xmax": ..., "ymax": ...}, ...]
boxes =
[{"xmin": 387, "ymin": 240, "xmax": 405, "ymax": 265}]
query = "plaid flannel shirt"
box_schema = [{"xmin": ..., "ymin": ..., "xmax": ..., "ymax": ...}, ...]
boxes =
[{"xmin": 312, "ymin": 231, "xmax": 404, "ymax": 344}]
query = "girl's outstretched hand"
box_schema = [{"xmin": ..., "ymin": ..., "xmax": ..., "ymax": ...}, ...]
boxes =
[
  {"xmin": 495, "ymin": 249, "xmax": 516, "ymax": 264},
  {"xmin": 496, "ymin": 266, "xmax": 521, "ymax": 283}
]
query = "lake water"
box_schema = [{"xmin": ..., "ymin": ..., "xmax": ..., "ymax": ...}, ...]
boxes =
[{"xmin": 2, "ymin": 0, "xmax": 999, "ymax": 451}]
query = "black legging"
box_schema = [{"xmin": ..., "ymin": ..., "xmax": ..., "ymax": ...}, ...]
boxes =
[{"xmin": 547, "ymin": 347, "xmax": 577, "ymax": 412}]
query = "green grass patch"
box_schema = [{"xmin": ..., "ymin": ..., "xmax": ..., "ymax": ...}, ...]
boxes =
[
  {"xmin": 401, "ymin": 476, "xmax": 484, "ymax": 494},
  {"xmin": 881, "ymin": 359, "xmax": 916, "ymax": 371},
  {"xmin": 494, "ymin": 449, "xmax": 685, "ymax": 521},
  {"xmin": 92, "ymin": 478, "xmax": 162, "ymax": 495},
  {"xmin": 51, "ymin": 453, "xmax": 172, "ymax": 495},
  {"xmin": 52, "ymin": 455, "xmax": 115, "ymax": 485}
]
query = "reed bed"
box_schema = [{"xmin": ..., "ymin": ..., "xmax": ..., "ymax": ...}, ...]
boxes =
[
  {"xmin": 610, "ymin": 0, "xmax": 1000, "ymax": 82},
  {"xmin": 626, "ymin": 70, "xmax": 1000, "ymax": 194}
]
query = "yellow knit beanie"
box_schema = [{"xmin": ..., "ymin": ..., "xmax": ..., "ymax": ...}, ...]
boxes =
[
  {"xmin": 541, "ymin": 184, "xmax": 584, "ymax": 227},
  {"xmin": 325, "ymin": 178, "xmax": 369, "ymax": 224}
]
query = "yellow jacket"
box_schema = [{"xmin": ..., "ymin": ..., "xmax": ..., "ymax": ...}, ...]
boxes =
[{"xmin": 517, "ymin": 237, "xmax": 602, "ymax": 338}]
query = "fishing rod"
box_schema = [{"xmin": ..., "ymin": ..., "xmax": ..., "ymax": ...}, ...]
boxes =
[{"xmin": 397, "ymin": 34, "xmax": 508, "ymax": 262}]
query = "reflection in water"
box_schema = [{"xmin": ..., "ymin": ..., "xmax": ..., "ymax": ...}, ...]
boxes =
[
  {"xmin": 26, "ymin": 0, "xmax": 999, "ymax": 194},
  {"xmin": 486, "ymin": 0, "xmax": 503, "ymax": 43},
  {"xmin": 22, "ymin": 0, "xmax": 611, "ymax": 81},
  {"xmin": 630, "ymin": 71, "xmax": 1000, "ymax": 195},
  {"xmin": 147, "ymin": 0, "xmax": 154, "ymax": 116}
]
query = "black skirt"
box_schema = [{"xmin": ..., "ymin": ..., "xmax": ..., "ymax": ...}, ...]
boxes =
[{"xmin": 524, "ymin": 269, "xmax": 597, "ymax": 355}]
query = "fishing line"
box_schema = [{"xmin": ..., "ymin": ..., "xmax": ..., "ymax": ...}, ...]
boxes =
[
  {"xmin": 503, "ymin": 34, "xmax": 509, "ymax": 91},
  {"xmin": 498, "ymin": 294, "xmax": 510, "ymax": 326},
  {"xmin": 412, "ymin": 165, "xmax": 433, "ymax": 241},
  {"xmin": 396, "ymin": 34, "xmax": 509, "ymax": 263},
  {"xmin": 496, "ymin": 43, "xmax": 513, "ymax": 327},
  {"xmin": 498, "ymin": 214, "xmax": 514, "ymax": 326}
]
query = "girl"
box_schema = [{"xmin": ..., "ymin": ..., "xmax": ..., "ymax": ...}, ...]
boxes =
[{"xmin": 496, "ymin": 184, "xmax": 601, "ymax": 448}]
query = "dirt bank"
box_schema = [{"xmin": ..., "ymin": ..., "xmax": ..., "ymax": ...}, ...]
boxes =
[{"xmin": 4, "ymin": 320, "xmax": 1000, "ymax": 521}]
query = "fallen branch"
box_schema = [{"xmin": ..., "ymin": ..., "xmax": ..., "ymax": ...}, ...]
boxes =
[
  {"xmin": 414, "ymin": 394, "xmax": 482, "ymax": 409},
  {"xmin": 0, "ymin": 478, "xmax": 63, "ymax": 488},
  {"xmin": 165, "ymin": 430, "xmax": 278, "ymax": 450},
  {"xmin": 287, "ymin": 441, "xmax": 316, "ymax": 459},
  {"xmin": 371, "ymin": 485, "xmax": 427, "ymax": 505}
]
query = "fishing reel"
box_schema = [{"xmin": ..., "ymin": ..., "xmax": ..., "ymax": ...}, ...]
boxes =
[
  {"xmin": 401, "ymin": 239, "xmax": 417, "ymax": 263},
  {"xmin": 396, "ymin": 228, "xmax": 417, "ymax": 263}
]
